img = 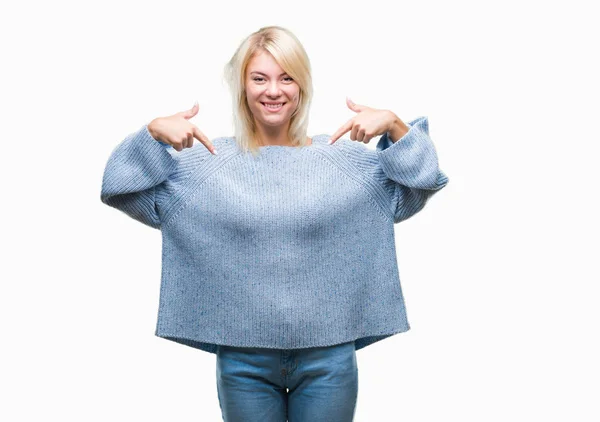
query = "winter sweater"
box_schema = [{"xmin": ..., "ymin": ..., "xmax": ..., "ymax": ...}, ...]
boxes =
[{"xmin": 100, "ymin": 116, "xmax": 449, "ymax": 354}]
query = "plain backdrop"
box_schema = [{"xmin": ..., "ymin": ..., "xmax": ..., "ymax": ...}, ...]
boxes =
[{"xmin": 1, "ymin": 0, "xmax": 598, "ymax": 421}]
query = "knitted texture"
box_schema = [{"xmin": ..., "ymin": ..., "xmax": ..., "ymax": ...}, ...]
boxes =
[{"xmin": 100, "ymin": 116, "xmax": 449, "ymax": 354}]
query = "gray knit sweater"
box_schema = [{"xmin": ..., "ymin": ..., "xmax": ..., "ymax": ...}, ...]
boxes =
[{"xmin": 100, "ymin": 116, "xmax": 449, "ymax": 354}]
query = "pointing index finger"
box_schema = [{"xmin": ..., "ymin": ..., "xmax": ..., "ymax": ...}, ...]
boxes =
[
  {"xmin": 192, "ymin": 126, "xmax": 218, "ymax": 155},
  {"xmin": 328, "ymin": 119, "xmax": 353, "ymax": 144}
]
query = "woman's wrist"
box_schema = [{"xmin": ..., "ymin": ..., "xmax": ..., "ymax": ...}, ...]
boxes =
[
  {"xmin": 386, "ymin": 113, "xmax": 410, "ymax": 143},
  {"xmin": 147, "ymin": 118, "xmax": 161, "ymax": 141}
]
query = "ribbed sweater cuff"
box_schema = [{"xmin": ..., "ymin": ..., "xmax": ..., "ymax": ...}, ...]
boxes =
[
  {"xmin": 376, "ymin": 116, "xmax": 448, "ymax": 190},
  {"xmin": 123, "ymin": 124, "xmax": 176, "ymax": 188},
  {"xmin": 101, "ymin": 124, "xmax": 177, "ymax": 199}
]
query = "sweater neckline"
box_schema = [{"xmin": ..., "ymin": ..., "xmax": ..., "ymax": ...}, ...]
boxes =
[
  {"xmin": 253, "ymin": 134, "xmax": 328, "ymax": 150},
  {"xmin": 221, "ymin": 134, "xmax": 332, "ymax": 154}
]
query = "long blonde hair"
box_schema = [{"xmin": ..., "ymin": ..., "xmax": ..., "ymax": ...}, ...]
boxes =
[{"xmin": 223, "ymin": 25, "xmax": 313, "ymax": 156}]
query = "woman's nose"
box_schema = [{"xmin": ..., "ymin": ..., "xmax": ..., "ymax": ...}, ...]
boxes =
[{"xmin": 266, "ymin": 82, "xmax": 282, "ymax": 96}]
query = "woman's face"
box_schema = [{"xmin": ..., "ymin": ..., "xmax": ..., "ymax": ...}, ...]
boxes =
[{"xmin": 245, "ymin": 50, "xmax": 300, "ymax": 131}]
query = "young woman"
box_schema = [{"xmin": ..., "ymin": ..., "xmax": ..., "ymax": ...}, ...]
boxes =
[{"xmin": 101, "ymin": 25, "xmax": 449, "ymax": 422}]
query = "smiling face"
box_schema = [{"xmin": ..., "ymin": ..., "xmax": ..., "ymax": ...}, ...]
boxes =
[{"xmin": 245, "ymin": 50, "xmax": 300, "ymax": 134}]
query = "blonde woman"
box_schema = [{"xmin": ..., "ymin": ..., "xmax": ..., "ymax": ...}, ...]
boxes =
[{"xmin": 101, "ymin": 25, "xmax": 449, "ymax": 422}]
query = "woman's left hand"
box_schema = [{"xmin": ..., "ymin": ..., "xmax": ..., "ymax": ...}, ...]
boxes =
[{"xmin": 328, "ymin": 97, "xmax": 408, "ymax": 144}]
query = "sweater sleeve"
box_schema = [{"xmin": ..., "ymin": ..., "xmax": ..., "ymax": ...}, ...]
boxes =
[
  {"xmin": 376, "ymin": 116, "xmax": 449, "ymax": 223},
  {"xmin": 100, "ymin": 124, "xmax": 178, "ymax": 230}
]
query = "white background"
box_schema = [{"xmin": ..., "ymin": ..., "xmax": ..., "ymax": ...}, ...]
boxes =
[{"xmin": 1, "ymin": 0, "xmax": 598, "ymax": 420}]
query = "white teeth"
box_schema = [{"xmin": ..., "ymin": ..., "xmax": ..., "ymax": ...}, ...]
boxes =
[{"xmin": 264, "ymin": 103, "xmax": 283, "ymax": 109}]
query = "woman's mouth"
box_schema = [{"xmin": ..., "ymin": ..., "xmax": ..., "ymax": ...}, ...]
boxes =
[{"xmin": 261, "ymin": 102, "xmax": 286, "ymax": 112}]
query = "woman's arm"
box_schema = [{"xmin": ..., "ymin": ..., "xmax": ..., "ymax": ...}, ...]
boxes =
[
  {"xmin": 376, "ymin": 116, "xmax": 449, "ymax": 223},
  {"xmin": 100, "ymin": 124, "xmax": 177, "ymax": 229}
]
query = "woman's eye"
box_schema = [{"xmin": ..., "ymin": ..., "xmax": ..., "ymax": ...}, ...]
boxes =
[{"xmin": 252, "ymin": 77, "xmax": 294, "ymax": 82}]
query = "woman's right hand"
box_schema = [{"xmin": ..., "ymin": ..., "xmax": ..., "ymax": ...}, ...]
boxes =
[{"xmin": 148, "ymin": 102, "xmax": 217, "ymax": 154}]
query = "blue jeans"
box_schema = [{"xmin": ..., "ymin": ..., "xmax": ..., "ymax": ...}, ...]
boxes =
[{"xmin": 216, "ymin": 340, "xmax": 358, "ymax": 422}]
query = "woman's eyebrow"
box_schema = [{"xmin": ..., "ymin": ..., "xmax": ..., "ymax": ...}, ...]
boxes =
[{"xmin": 250, "ymin": 71, "xmax": 288, "ymax": 76}]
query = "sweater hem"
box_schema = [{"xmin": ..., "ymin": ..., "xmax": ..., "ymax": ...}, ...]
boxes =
[{"xmin": 154, "ymin": 325, "xmax": 411, "ymax": 355}]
